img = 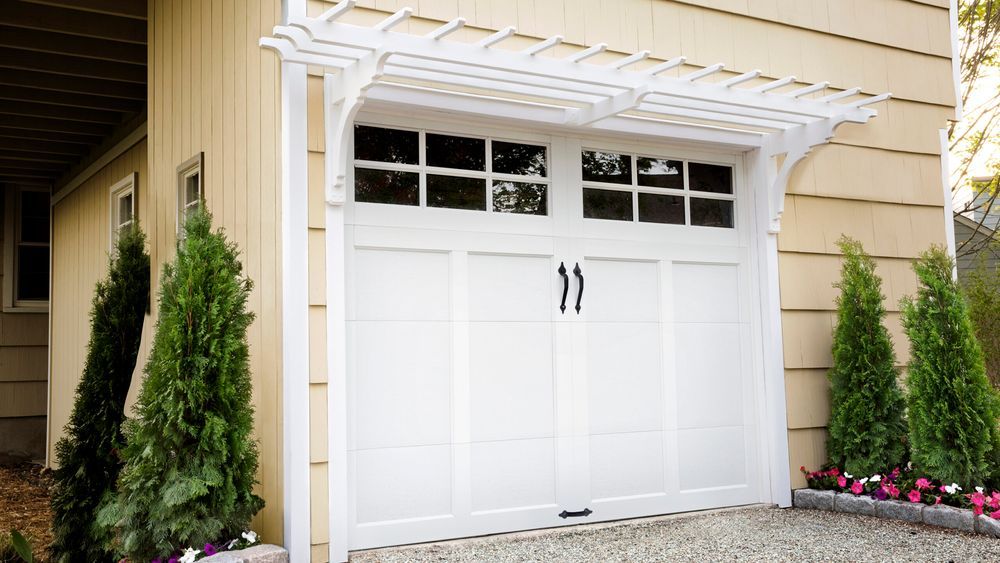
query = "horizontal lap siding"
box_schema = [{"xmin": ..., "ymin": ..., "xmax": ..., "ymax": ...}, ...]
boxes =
[
  {"xmin": 306, "ymin": 0, "xmax": 955, "ymax": 548},
  {"xmin": 49, "ymin": 139, "xmax": 148, "ymax": 458},
  {"xmin": 148, "ymin": 0, "xmax": 284, "ymax": 542}
]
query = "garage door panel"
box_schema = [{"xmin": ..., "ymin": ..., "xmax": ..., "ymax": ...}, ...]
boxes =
[
  {"xmin": 353, "ymin": 445, "xmax": 453, "ymax": 524},
  {"xmin": 675, "ymin": 324, "xmax": 743, "ymax": 430},
  {"xmin": 676, "ymin": 427, "xmax": 748, "ymax": 492},
  {"xmin": 588, "ymin": 431, "xmax": 666, "ymax": 501},
  {"xmin": 586, "ymin": 322, "xmax": 662, "ymax": 435},
  {"xmin": 470, "ymin": 439, "xmax": 558, "ymax": 513},
  {"xmin": 354, "ymin": 248, "xmax": 451, "ymax": 321},
  {"xmin": 673, "ymin": 262, "xmax": 740, "ymax": 324},
  {"xmin": 470, "ymin": 322, "xmax": 555, "ymax": 442},
  {"xmin": 581, "ymin": 259, "xmax": 660, "ymax": 322},
  {"xmin": 352, "ymin": 322, "xmax": 452, "ymax": 450},
  {"xmin": 468, "ymin": 253, "xmax": 553, "ymax": 321}
]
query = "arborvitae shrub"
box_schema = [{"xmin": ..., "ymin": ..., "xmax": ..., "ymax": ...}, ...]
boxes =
[
  {"xmin": 902, "ymin": 246, "xmax": 1000, "ymax": 485},
  {"xmin": 826, "ymin": 236, "xmax": 907, "ymax": 476},
  {"xmin": 50, "ymin": 225, "xmax": 150, "ymax": 562},
  {"xmin": 962, "ymin": 253, "xmax": 1000, "ymax": 392},
  {"xmin": 103, "ymin": 209, "xmax": 263, "ymax": 560}
]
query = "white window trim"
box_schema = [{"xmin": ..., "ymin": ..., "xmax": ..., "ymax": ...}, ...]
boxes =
[
  {"xmin": 109, "ymin": 172, "xmax": 138, "ymax": 250},
  {"xmin": 3, "ymin": 186, "xmax": 50, "ymax": 313},
  {"xmin": 176, "ymin": 152, "xmax": 204, "ymax": 233}
]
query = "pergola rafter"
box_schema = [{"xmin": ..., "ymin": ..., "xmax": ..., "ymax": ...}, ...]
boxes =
[{"xmin": 261, "ymin": 0, "xmax": 889, "ymax": 231}]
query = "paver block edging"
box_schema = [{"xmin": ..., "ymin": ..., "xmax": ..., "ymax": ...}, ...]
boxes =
[
  {"xmin": 200, "ymin": 545, "xmax": 289, "ymax": 563},
  {"xmin": 874, "ymin": 499, "xmax": 923, "ymax": 523},
  {"xmin": 833, "ymin": 492, "xmax": 876, "ymax": 516},
  {"xmin": 793, "ymin": 489, "xmax": 835, "ymax": 511},
  {"xmin": 975, "ymin": 514, "xmax": 1000, "ymax": 538},
  {"xmin": 921, "ymin": 504, "xmax": 975, "ymax": 533}
]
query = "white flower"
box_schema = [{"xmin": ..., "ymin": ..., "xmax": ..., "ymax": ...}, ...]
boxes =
[
  {"xmin": 227, "ymin": 539, "xmax": 239, "ymax": 550},
  {"xmin": 860, "ymin": 477, "xmax": 869, "ymax": 485},
  {"xmin": 179, "ymin": 548, "xmax": 200, "ymax": 563},
  {"xmin": 242, "ymin": 530, "xmax": 258, "ymax": 545},
  {"xmin": 844, "ymin": 473, "xmax": 853, "ymax": 479},
  {"xmin": 944, "ymin": 483, "xmax": 962, "ymax": 495},
  {"xmin": 907, "ymin": 461, "xmax": 913, "ymax": 470},
  {"xmin": 870, "ymin": 474, "xmax": 881, "ymax": 482},
  {"xmin": 976, "ymin": 486, "xmax": 985, "ymax": 494}
]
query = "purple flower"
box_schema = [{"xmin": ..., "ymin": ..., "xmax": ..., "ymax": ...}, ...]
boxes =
[
  {"xmin": 152, "ymin": 559, "xmax": 162, "ymax": 563},
  {"xmin": 168, "ymin": 558, "xmax": 178, "ymax": 563},
  {"xmin": 205, "ymin": 543, "xmax": 218, "ymax": 556},
  {"xmin": 873, "ymin": 487, "xmax": 888, "ymax": 501}
]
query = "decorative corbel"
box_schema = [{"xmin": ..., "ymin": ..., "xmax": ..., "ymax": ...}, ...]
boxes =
[
  {"xmin": 763, "ymin": 117, "xmax": 848, "ymax": 233},
  {"xmin": 324, "ymin": 48, "xmax": 391, "ymax": 205}
]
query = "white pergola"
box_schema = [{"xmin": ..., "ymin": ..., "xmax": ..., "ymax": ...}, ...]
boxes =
[{"xmin": 261, "ymin": 0, "xmax": 889, "ymax": 232}]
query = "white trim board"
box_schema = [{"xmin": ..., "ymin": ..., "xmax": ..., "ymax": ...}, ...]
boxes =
[{"xmin": 51, "ymin": 122, "xmax": 147, "ymax": 206}]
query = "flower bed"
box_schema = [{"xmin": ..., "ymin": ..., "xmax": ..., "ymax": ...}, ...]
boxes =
[
  {"xmin": 796, "ymin": 466, "xmax": 1000, "ymax": 537},
  {"xmin": 148, "ymin": 531, "xmax": 262, "ymax": 563}
]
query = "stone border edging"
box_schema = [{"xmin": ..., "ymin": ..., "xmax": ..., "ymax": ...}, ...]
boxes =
[
  {"xmin": 793, "ymin": 489, "xmax": 1000, "ymax": 539},
  {"xmin": 199, "ymin": 544, "xmax": 289, "ymax": 563}
]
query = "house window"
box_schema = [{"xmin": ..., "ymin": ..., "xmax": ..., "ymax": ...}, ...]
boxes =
[
  {"xmin": 3, "ymin": 186, "xmax": 50, "ymax": 310},
  {"xmin": 353, "ymin": 124, "xmax": 550, "ymax": 215},
  {"xmin": 110, "ymin": 173, "xmax": 137, "ymax": 247},
  {"xmin": 177, "ymin": 153, "xmax": 204, "ymax": 230},
  {"xmin": 581, "ymin": 149, "xmax": 735, "ymax": 228}
]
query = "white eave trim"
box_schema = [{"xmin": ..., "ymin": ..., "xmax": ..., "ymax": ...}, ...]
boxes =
[{"xmin": 260, "ymin": 3, "xmax": 888, "ymax": 230}]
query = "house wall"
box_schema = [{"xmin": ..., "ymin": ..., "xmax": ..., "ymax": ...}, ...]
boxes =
[
  {"xmin": 0, "ymin": 187, "xmax": 48, "ymax": 462},
  {"xmin": 954, "ymin": 217, "xmax": 999, "ymax": 279},
  {"xmin": 302, "ymin": 1, "xmax": 955, "ymax": 555},
  {"xmin": 46, "ymin": 0, "xmax": 285, "ymax": 544},
  {"xmin": 49, "ymin": 138, "xmax": 148, "ymax": 465}
]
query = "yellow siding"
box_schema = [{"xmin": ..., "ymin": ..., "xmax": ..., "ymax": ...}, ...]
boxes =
[
  {"xmin": 303, "ymin": 0, "xmax": 955, "ymax": 549},
  {"xmin": 0, "ymin": 187, "xmax": 48, "ymax": 455},
  {"xmin": 48, "ymin": 0, "xmax": 284, "ymax": 544},
  {"xmin": 49, "ymin": 139, "xmax": 148, "ymax": 462},
  {"xmin": 145, "ymin": 0, "xmax": 284, "ymax": 543}
]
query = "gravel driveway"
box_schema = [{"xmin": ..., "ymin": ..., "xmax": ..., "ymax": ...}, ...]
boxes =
[{"xmin": 350, "ymin": 505, "xmax": 999, "ymax": 562}]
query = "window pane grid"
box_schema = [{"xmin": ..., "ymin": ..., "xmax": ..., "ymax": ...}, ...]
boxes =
[
  {"xmin": 353, "ymin": 124, "xmax": 550, "ymax": 215},
  {"xmin": 581, "ymin": 148, "xmax": 735, "ymax": 229}
]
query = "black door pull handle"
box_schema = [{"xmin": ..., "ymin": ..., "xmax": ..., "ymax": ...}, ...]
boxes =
[
  {"xmin": 559, "ymin": 508, "xmax": 592, "ymax": 519},
  {"xmin": 573, "ymin": 262, "xmax": 584, "ymax": 314},
  {"xmin": 558, "ymin": 262, "xmax": 568, "ymax": 314}
]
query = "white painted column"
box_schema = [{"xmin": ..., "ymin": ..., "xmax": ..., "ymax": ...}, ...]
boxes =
[{"xmin": 281, "ymin": 58, "xmax": 312, "ymax": 561}]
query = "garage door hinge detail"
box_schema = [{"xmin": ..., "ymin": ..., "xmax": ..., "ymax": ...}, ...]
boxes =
[{"xmin": 558, "ymin": 508, "xmax": 593, "ymax": 519}]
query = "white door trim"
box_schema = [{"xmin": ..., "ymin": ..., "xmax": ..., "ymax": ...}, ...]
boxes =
[{"xmin": 322, "ymin": 89, "xmax": 791, "ymax": 562}]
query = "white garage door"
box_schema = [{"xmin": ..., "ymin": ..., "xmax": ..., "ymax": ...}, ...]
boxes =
[{"xmin": 342, "ymin": 116, "xmax": 765, "ymax": 550}]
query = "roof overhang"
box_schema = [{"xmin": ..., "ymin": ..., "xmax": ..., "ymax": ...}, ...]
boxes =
[{"xmin": 261, "ymin": 0, "xmax": 889, "ymax": 232}]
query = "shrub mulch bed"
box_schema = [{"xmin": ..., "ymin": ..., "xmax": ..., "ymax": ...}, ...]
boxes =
[{"xmin": 0, "ymin": 463, "xmax": 53, "ymax": 558}]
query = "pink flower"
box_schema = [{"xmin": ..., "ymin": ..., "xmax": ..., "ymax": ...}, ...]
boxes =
[
  {"xmin": 908, "ymin": 490, "xmax": 921, "ymax": 503},
  {"xmin": 830, "ymin": 468, "xmax": 840, "ymax": 476},
  {"xmin": 990, "ymin": 492, "xmax": 1000, "ymax": 509},
  {"xmin": 851, "ymin": 481, "xmax": 864, "ymax": 495},
  {"xmin": 973, "ymin": 505, "xmax": 984, "ymax": 516},
  {"xmin": 886, "ymin": 483, "xmax": 900, "ymax": 499},
  {"xmin": 934, "ymin": 496, "xmax": 942, "ymax": 505},
  {"xmin": 970, "ymin": 492, "xmax": 987, "ymax": 508},
  {"xmin": 939, "ymin": 485, "xmax": 948, "ymax": 493},
  {"xmin": 992, "ymin": 509, "xmax": 1000, "ymax": 520},
  {"xmin": 837, "ymin": 476, "xmax": 847, "ymax": 488},
  {"xmin": 915, "ymin": 478, "xmax": 932, "ymax": 490}
]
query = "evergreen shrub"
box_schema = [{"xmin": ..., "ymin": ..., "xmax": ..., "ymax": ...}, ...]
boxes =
[
  {"xmin": 902, "ymin": 246, "xmax": 1000, "ymax": 486},
  {"xmin": 826, "ymin": 236, "xmax": 908, "ymax": 476},
  {"xmin": 103, "ymin": 209, "xmax": 263, "ymax": 561},
  {"xmin": 962, "ymin": 252, "xmax": 1000, "ymax": 392},
  {"xmin": 50, "ymin": 225, "xmax": 150, "ymax": 562}
]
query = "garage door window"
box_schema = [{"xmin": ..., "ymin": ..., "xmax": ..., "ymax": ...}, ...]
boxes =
[
  {"xmin": 582, "ymin": 149, "xmax": 735, "ymax": 228},
  {"xmin": 354, "ymin": 124, "xmax": 549, "ymax": 215}
]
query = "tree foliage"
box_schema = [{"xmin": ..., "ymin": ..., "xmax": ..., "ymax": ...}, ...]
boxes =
[
  {"xmin": 951, "ymin": 1, "xmax": 1000, "ymax": 257},
  {"xmin": 902, "ymin": 246, "xmax": 1000, "ymax": 485},
  {"xmin": 102, "ymin": 209, "xmax": 263, "ymax": 561},
  {"xmin": 826, "ymin": 237, "xmax": 908, "ymax": 475},
  {"xmin": 49, "ymin": 225, "xmax": 150, "ymax": 563},
  {"xmin": 962, "ymin": 248, "xmax": 1000, "ymax": 391}
]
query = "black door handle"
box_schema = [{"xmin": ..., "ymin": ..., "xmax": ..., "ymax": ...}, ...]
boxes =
[
  {"xmin": 573, "ymin": 262, "xmax": 583, "ymax": 314},
  {"xmin": 558, "ymin": 508, "xmax": 592, "ymax": 519},
  {"xmin": 558, "ymin": 262, "xmax": 568, "ymax": 314}
]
